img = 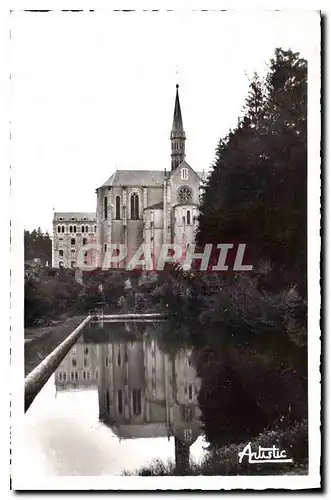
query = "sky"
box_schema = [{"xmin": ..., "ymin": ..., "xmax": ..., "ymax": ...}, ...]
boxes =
[{"xmin": 9, "ymin": 9, "xmax": 319, "ymax": 234}]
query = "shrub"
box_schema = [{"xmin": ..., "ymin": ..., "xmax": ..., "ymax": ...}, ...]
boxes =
[{"xmin": 124, "ymin": 420, "xmax": 308, "ymax": 476}]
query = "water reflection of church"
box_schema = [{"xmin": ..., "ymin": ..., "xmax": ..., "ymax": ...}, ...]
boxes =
[{"xmin": 54, "ymin": 323, "xmax": 201, "ymax": 472}]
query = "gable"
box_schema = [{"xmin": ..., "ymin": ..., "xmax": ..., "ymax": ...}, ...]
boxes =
[{"xmin": 169, "ymin": 160, "xmax": 202, "ymax": 183}]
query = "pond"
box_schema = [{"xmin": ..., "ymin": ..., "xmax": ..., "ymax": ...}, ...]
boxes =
[{"xmin": 19, "ymin": 321, "xmax": 207, "ymax": 478}]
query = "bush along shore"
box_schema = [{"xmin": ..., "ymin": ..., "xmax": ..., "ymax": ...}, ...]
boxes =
[{"xmin": 124, "ymin": 420, "xmax": 308, "ymax": 476}]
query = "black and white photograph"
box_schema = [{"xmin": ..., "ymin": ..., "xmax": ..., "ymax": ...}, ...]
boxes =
[{"xmin": 9, "ymin": 5, "xmax": 321, "ymax": 491}]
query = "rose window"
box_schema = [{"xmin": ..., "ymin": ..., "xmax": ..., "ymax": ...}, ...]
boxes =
[{"xmin": 177, "ymin": 186, "xmax": 193, "ymax": 204}]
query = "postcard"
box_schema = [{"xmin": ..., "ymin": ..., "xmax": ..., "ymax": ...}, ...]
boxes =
[{"xmin": 10, "ymin": 6, "xmax": 321, "ymax": 491}]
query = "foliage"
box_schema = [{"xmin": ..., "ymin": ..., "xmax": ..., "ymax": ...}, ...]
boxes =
[
  {"xmin": 195, "ymin": 345, "xmax": 307, "ymax": 448},
  {"xmin": 24, "ymin": 228, "xmax": 52, "ymax": 264},
  {"xmin": 81, "ymin": 269, "xmax": 126, "ymax": 310},
  {"xmin": 197, "ymin": 48, "xmax": 307, "ymax": 296},
  {"xmin": 124, "ymin": 420, "xmax": 308, "ymax": 476},
  {"xmin": 24, "ymin": 266, "xmax": 127, "ymax": 326},
  {"xmin": 24, "ymin": 266, "xmax": 82, "ymax": 326}
]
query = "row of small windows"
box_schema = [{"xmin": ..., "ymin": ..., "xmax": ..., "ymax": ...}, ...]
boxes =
[
  {"xmin": 58, "ymin": 217, "xmax": 88, "ymax": 222},
  {"xmin": 60, "ymin": 260, "xmax": 89, "ymax": 269},
  {"xmin": 69, "ymin": 347, "xmax": 88, "ymax": 357},
  {"xmin": 57, "ymin": 370, "xmax": 97, "ymax": 381},
  {"xmin": 71, "ymin": 357, "xmax": 89, "ymax": 367},
  {"xmin": 105, "ymin": 389, "xmax": 141, "ymax": 416},
  {"xmin": 104, "ymin": 349, "xmax": 126, "ymax": 367},
  {"xmin": 58, "ymin": 239, "xmax": 88, "ymax": 256},
  {"xmin": 58, "ymin": 225, "xmax": 96, "ymax": 234},
  {"xmin": 104, "ymin": 194, "xmax": 139, "ymax": 220},
  {"xmin": 59, "ymin": 237, "xmax": 88, "ymax": 247}
]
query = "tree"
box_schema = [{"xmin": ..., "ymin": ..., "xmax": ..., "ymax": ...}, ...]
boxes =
[
  {"xmin": 197, "ymin": 48, "xmax": 307, "ymax": 296},
  {"xmin": 24, "ymin": 228, "xmax": 52, "ymax": 264}
]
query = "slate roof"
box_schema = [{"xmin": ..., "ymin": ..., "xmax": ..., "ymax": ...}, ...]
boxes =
[
  {"xmin": 99, "ymin": 159, "xmax": 207, "ymax": 190},
  {"xmin": 111, "ymin": 422, "xmax": 168, "ymax": 439},
  {"xmin": 53, "ymin": 212, "xmax": 96, "ymax": 222},
  {"xmin": 144, "ymin": 201, "xmax": 164, "ymax": 211},
  {"xmin": 100, "ymin": 170, "xmax": 165, "ymax": 188}
]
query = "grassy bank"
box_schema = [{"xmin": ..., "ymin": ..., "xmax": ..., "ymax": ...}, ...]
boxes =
[{"xmin": 124, "ymin": 420, "xmax": 308, "ymax": 476}]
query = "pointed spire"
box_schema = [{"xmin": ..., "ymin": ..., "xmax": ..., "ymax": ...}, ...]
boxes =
[
  {"xmin": 170, "ymin": 84, "xmax": 186, "ymax": 170},
  {"xmin": 171, "ymin": 84, "xmax": 184, "ymax": 133}
]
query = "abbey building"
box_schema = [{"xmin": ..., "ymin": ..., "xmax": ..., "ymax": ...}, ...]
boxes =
[{"xmin": 52, "ymin": 85, "xmax": 205, "ymax": 269}]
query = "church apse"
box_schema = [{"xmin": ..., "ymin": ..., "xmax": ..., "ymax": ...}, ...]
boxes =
[
  {"xmin": 53, "ymin": 86, "xmax": 206, "ymax": 270},
  {"xmin": 96, "ymin": 323, "xmax": 202, "ymax": 467}
]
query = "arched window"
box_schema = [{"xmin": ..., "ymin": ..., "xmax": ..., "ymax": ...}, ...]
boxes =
[
  {"xmin": 118, "ymin": 390, "xmax": 123, "ymax": 414},
  {"xmin": 182, "ymin": 407, "xmax": 193, "ymax": 422},
  {"xmin": 115, "ymin": 196, "xmax": 121, "ymax": 220},
  {"xmin": 57, "ymin": 226, "xmax": 61, "ymax": 233},
  {"xmin": 104, "ymin": 196, "xmax": 108, "ymax": 219},
  {"xmin": 73, "ymin": 225, "xmax": 76, "ymax": 233},
  {"xmin": 94, "ymin": 225, "xmax": 97, "ymax": 232},
  {"xmin": 181, "ymin": 167, "xmax": 188, "ymax": 180},
  {"xmin": 61, "ymin": 225, "xmax": 65, "ymax": 233},
  {"xmin": 133, "ymin": 389, "xmax": 142, "ymax": 416},
  {"xmin": 69, "ymin": 226, "xmax": 73, "ymax": 233},
  {"xmin": 186, "ymin": 210, "xmax": 191, "ymax": 225},
  {"xmin": 130, "ymin": 193, "xmax": 139, "ymax": 220},
  {"xmin": 184, "ymin": 429, "xmax": 192, "ymax": 442},
  {"xmin": 188, "ymin": 384, "xmax": 193, "ymax": 400},
  {"xmin": 71, "ymin": 238, "xmax": 75, "ymax": 246},
  {"xmin": 81, "ymin": 225, "xmax": 85, "ymax": 233}
]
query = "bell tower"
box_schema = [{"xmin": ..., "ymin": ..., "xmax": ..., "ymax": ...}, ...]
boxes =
[{"xmin": 170, "ymin": 84, "xmax": 186, "ymax": 171}]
